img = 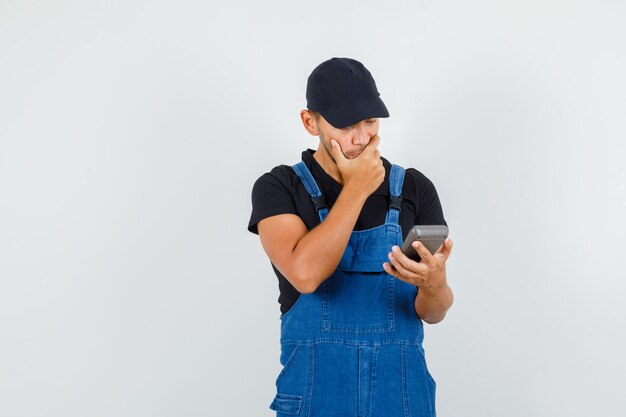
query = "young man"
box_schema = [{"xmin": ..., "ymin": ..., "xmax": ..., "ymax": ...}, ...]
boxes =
[{"xmin": 248, "ymin": 57, "xmax": 453, "ymax": 417}]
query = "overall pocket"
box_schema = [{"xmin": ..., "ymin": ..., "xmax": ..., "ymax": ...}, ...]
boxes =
[
  {"xmin": 269, "ymin": 393, "xmax": 302, "ymax": 415},
  {"xmin": 322, "ymin": 224, "xmax": 399, "ymax": 333},
  {"xmin": 270, "ymin": 344, "xmax": 313, "ymax": 416},
  {"xmin": 322, "ymin": 271, "xmax": 394, "ymax": 333}
]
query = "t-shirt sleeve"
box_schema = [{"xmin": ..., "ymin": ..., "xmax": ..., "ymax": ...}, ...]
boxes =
[
  {"xmin": 247, "ymin": 170, "xmax": 297, "ymax": 235},
  {"xmin": 407, "ymin": 168, "xmax": 447, "ymax": 227},
  {"xmin": 406, "ymin": 169, "xmax": 448, "ymax": 290}
]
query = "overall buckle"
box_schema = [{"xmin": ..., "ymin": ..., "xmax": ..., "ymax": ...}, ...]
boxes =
[
  {"xmin": 389, "ymin": 195, "xmax": 402, "ymax": 211},
  {"xmin": 311, "ymin": 195, "xmax": 328, "ymax": 211}
]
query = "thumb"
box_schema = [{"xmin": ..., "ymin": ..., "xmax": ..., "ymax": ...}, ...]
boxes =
[{"xmin": 330, "ymin": 140, "xmax": 346, "ymax": 164}]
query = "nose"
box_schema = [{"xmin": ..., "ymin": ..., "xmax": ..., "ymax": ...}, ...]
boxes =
[{"xmin": 352, "ymin": 123, "xmax": 369, "ymax": 146}]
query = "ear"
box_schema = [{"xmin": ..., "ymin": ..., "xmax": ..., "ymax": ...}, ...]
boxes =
[{"xmin": 300, "ymin": 110, "xmax": 319, "ymax": 136}]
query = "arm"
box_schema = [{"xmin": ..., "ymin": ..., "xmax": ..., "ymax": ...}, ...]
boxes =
[
  {"xmin": 415, "ymin": 282, "xmax": 454, "ymax": 324},
  {"xmin": 257, "ymin": 136, "xmax": 385, "ymax": 294},
  {"xmin": 258, "ymin": 188, "xmax": 367, "ymax": 293}
]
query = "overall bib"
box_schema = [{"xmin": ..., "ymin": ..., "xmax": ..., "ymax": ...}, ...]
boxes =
[{"xmin": 269, "ymin": 161, "xmax": 436, "ymax": 417}]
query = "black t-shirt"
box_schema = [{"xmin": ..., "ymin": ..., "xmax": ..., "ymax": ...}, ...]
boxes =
[{"xmin": 248, "ymin": 149, "xmax": 447, "ymax": 314}]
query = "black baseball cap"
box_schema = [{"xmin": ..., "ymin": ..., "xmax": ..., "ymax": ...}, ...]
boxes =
[{"xmin": 305, "ymin": 57, "xmax": 389, "ymax": 129}]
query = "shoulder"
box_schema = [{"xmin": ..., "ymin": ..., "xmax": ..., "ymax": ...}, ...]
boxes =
[
  {"xmin": 403, "ymin": 167, "xmax": 438, "ymax": 194},
  {"xmin": 248, "ymin": 164, "xmax": 300, "ymax": 235},
  {"xmin": 379, "ymin": 159, "xmax": 438, "ymax": 197},
  {"xmin": 403, "ymin": 167, "xmax": 446, "ymax": 225},
  {"xmin": 384, "ymin": 161, "xmax": 446, "ymax": 224},
  {"xmin": 251, "ymin": 162, "xmax": 306, "ymax": 200}
]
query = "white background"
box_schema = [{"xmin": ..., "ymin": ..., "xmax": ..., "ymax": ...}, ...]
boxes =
[{"xmin": 1, "ymin": 1, "xmax": 625, "ymax": 416}]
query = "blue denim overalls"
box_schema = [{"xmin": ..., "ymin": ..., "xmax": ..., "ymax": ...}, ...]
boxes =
[{"xmin": 269, "ymin": 160, "xmax": 436, "ymax": 417}]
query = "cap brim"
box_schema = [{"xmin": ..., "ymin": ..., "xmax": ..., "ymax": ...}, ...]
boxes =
[{"xmin": 318, "ymin": 96, "xmax": 389, "ymax": 129}]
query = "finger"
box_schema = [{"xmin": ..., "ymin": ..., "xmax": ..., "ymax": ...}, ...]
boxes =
[
  {"xmin": 435, "ymin": 238, "xmax": 453, "ymax": 261},
  {"xmin": 382, "ymin": 262, "xmax": 401, "ymax": 279},
  {"xmin": 387, "ymin": 252, "xmax": 416, "ymax": 279},
  {"xmin": 389, "ymin": 247, "xmax": 423, "ymax": 278},
  {"xmin": 391, "ymin": 245, "xmax": 426, "ymax": 272},
  {"xmin": 364, "ymin": 134, "xmax": 380, "ymax": 154},
  {"xmin": 412, "ymin": 241, "xmax": 435, "ymax": 265},
  {"xmin": 330, "ymin": 139, "xmax": 347, "ymax": 164}
]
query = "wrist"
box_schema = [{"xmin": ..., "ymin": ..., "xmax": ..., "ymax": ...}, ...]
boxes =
[
  {"xmin": 341, "ymin": 183, "xmax": 371, "ymax": 202},
  {"xmin": 418, "ymin": 282, "xmax": 449, "ymax": 298},
  {"xmin": 339, "ymin": 184, "xmax": 369, "ymax": 203}
]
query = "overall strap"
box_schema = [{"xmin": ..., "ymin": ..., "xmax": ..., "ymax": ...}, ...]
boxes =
[
  {"xmin": 292, "ymin": 161, "xmax": 329, "ymax": 222},
  {"xmin": 385, "ymin": 164, "xmax": 405, "ymax": 224}
]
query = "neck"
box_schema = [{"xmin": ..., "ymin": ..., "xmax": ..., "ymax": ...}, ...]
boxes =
[{"xmin": 313, "ymin": 143, "xmax": 344, "ymax": 185}]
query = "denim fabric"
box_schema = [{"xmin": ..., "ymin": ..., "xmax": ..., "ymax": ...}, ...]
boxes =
[{"xmin": 269, "ymin": 162, "xmax": 436, "ymax": 417}]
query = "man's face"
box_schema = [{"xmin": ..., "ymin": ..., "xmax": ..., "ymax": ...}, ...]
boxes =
[{"xmin": 314, "ymin": 114, "xmax": 380, "ymax": 162}]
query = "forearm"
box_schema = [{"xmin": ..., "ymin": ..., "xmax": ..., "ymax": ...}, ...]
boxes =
[
  {"xmin": 414, "ymin": 281, "xmax": 454, "ymax": 324},
  {"xmin": 290, "ymin": 187, "xmax": 367, "ymax": 292}
]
